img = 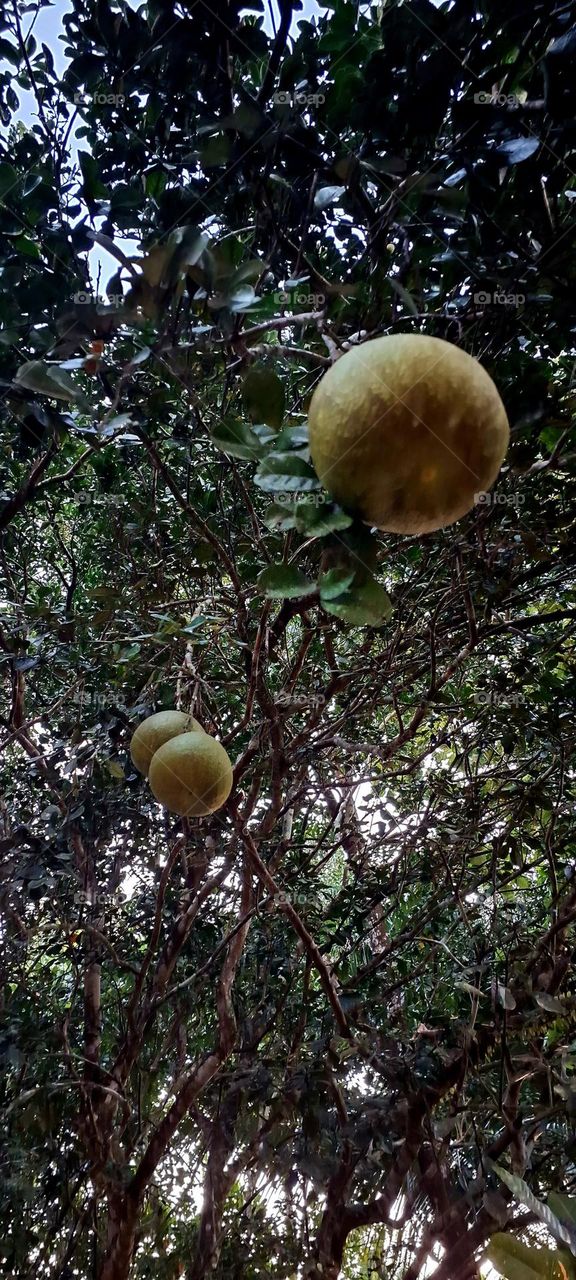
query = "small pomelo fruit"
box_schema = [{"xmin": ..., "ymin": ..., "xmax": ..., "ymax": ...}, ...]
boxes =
[
  {"xmin": 148, "ymin": 731, "xmax": 233, "ymax": 817},
  {"xmin": 130, "ymin": 710, "xmax": 205, "ymax": 777},
  {"xmin": 308, "ymin": 334, "xmax": 509, "ymax": 534}
]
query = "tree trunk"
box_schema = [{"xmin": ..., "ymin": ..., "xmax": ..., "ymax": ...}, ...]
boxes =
[
  {"xmin": 98, "ymin": 1193, "xmax": 139, "ymax": 1280},
  {"xmin": 188, "ymin": 1153, "xmax": 234, "ymax": 1279},
  {"xmin": 304, "ymin": 1204, "xmax": 349, "ymax": 1280}
]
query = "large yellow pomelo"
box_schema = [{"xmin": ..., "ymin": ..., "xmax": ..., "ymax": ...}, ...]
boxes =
[
  {"xmin": 308, "ymin": 334, "xmax": 509, "ymax": 534},
  {"xmin": 148, "ymin": 731, "xmax": 233, "ymax": 817},
  {"xmin": 130, "ymin": 710, "xmax": 205, "ymax": 776}
]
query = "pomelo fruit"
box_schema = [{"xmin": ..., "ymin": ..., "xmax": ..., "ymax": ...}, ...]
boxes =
[
  {"xmin": 148, "ymin": 731, "xmax": 233, "ymax": 817},
  {"xmin": 307, "ymin": 334, "xmax": 509, "ymax": 534},
  {"xmin": 130, "ymin": 710, "xmax": 205, "ymax": 777}
]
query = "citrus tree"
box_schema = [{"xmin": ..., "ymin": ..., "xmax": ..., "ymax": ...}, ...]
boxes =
[{"xmin": 1, "ymin": 1, "xmax": 576, "ymax": 1278}]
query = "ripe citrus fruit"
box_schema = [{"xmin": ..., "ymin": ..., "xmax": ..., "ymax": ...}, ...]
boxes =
[
  {"xmin": 307, "ymin": 334, "xmax": 509, "ymax": 534},
  {"xmin": 130, "ymin": 710, "xmax": 205, "ymax": 776},
  {"xmin": 148, "ymin": 731, "xmax": 233, "ymax": 816}
]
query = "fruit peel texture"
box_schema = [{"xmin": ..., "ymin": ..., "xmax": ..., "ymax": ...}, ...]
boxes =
[
  {"xmin": 130, "ymin": 711, "xmax": 205, "ymax": 776},
  {"xmin": 308, "ymin": 334, "xmax": 509, "ymax": 535},
  {"xmin": 148, "ymin": 731, "xmax": 233, "ymax": 817}
]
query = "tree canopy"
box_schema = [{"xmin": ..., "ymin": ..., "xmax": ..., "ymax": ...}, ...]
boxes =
[{"xmin": 1, "ymin": 1, "xmax": 576, "ymax": 1278}]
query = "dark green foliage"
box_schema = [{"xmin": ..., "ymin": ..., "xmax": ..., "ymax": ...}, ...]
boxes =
[{"xmin": 1, "ymin": 1, "xmax": 576, "ymax": 1278}]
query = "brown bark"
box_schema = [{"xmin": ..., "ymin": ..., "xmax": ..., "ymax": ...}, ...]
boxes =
[
  {"xmin": 98, "ymin": 1192, "xmax": 139, "ymax": 1280},
  {"xmin": 187, "ymin": 1094, "xmax": 240, "ymax": 1280},
  {"xmin": 96, "ymin": 861, "xmax": 254, "ymax": 1280},
  {"xmin": 0, "ymin": 437, "xmax": 59, "ymax": 530},
  {"xmin": 304, "ymin": 1146, "xmax": 357, "ymax": 1280}
]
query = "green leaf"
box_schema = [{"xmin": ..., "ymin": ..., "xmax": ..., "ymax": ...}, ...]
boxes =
[
  {"xmin": 228, "ymin": 102, "xmax": 263, "ymax": 135},
  {"xmin": 494, "ymin": 1169, "xmax": 576, "ymax": 1255},
  {"xmin": 200, "ymin": 134, "xmax": 230, "ymax": 167},
  {"xmin": 254, "ymin": 453, "xmax": 319, "ymax": 492},
  {"xmin": 226, "ymin": 285, "xmax": 258, "ymax": 313},
  {"xmin": 211, "ymin": 417, "xmax": 264, "ymax": 460},
  {"xmin": 105, "ymin": 414, "xmax": 134, "ymax": 432},
  {"xmin": 340, "ymin": 523, "xmax": 380, "ymax": 575},
  {"xmin": 182, "ymin": 616, "xmax": 208, "ymax": 634},
  {"xmin": 273, "ymin": 423, "xmax": 310, "ymax": 451},
  {"xmin": 116, "ymin": 643, "xmax": 141, "ymax": 661},
  {"xmin": 14, "ymin": 361, "xmax": 86, "ymax": 404},
  {"xmin": 485, "ymin": 1233, "xmax": 573, "ymax": 1280},
  {"xmin": 294, "ymin": 502, "xmax": 353, "ymax": 537},
  {"xmin": 497, "ymin": 984, "xmax": 516, "ymax": 1010},
  {"xmin": 388, "ymin": 277, "xmax": 419, "ymax": 316},
  {"xmin": 262, "ymin": 502, "xmax": 301, "ymax": 531},
  {"xmin": 87, "ymin": 587, "xmax": 120, "ymax": 601},
  {"xmin": 106, "ymin": 760, "xmax": 125, "ymax": 779},
  {"xmin": 229, "ymin": 259, "xmax": 266, "ymax": 288},
  {"xmin": 0, "ymin": 162, "xmax": 18, "ymax": 198},
  {"xmin": 257, "ymin": 564, "xmax": 317, "ymax": 599},
  {"xmin": 127, "ymin": 347, "xmax": 151, "ymax": 368},
  {"xmin": 321, "ymin": 574, "xmax": 392, "ymax": 626},
  {"xmin": 319, "ymin": 566, "xmax": 356, "ymax": 600},
  {"xmin": 535, "ymin": 992, "xmax": 566, "ymax": 1015},
  {"xmin": 242, "ymin": 366, "xmax": 286, "ymax": 428},
  {"xmin": 496, "ymin": 137, "xmax": 540, "ymax": 165},
  {"xmin": 251, "ymin": 423, "xmax": 277, "ymax": 447},
  {"xmin": 262, "ymin": 498, "xmax": 351, "ymax": 537},
  {"xmin": 169, "ymin": 227, "xmax": 210, "ymax": 281},
  {"xmin": 548, "ymin": 1197, "xmax": 576, "ymax": 1230},
  {"xmin": 144, "ymin": 167, "xmax": 166, "ymax": 199},
  {"xmin": 78, "ymin": 151, "xmax": 108, "ymax": 201},
  {"xmin": 12, "ymin": 236, "xmax": 40, "ymax": 259},
  {"xmin": 314, "ymin": 185, "xmax": 346, "ymax": 211}
]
